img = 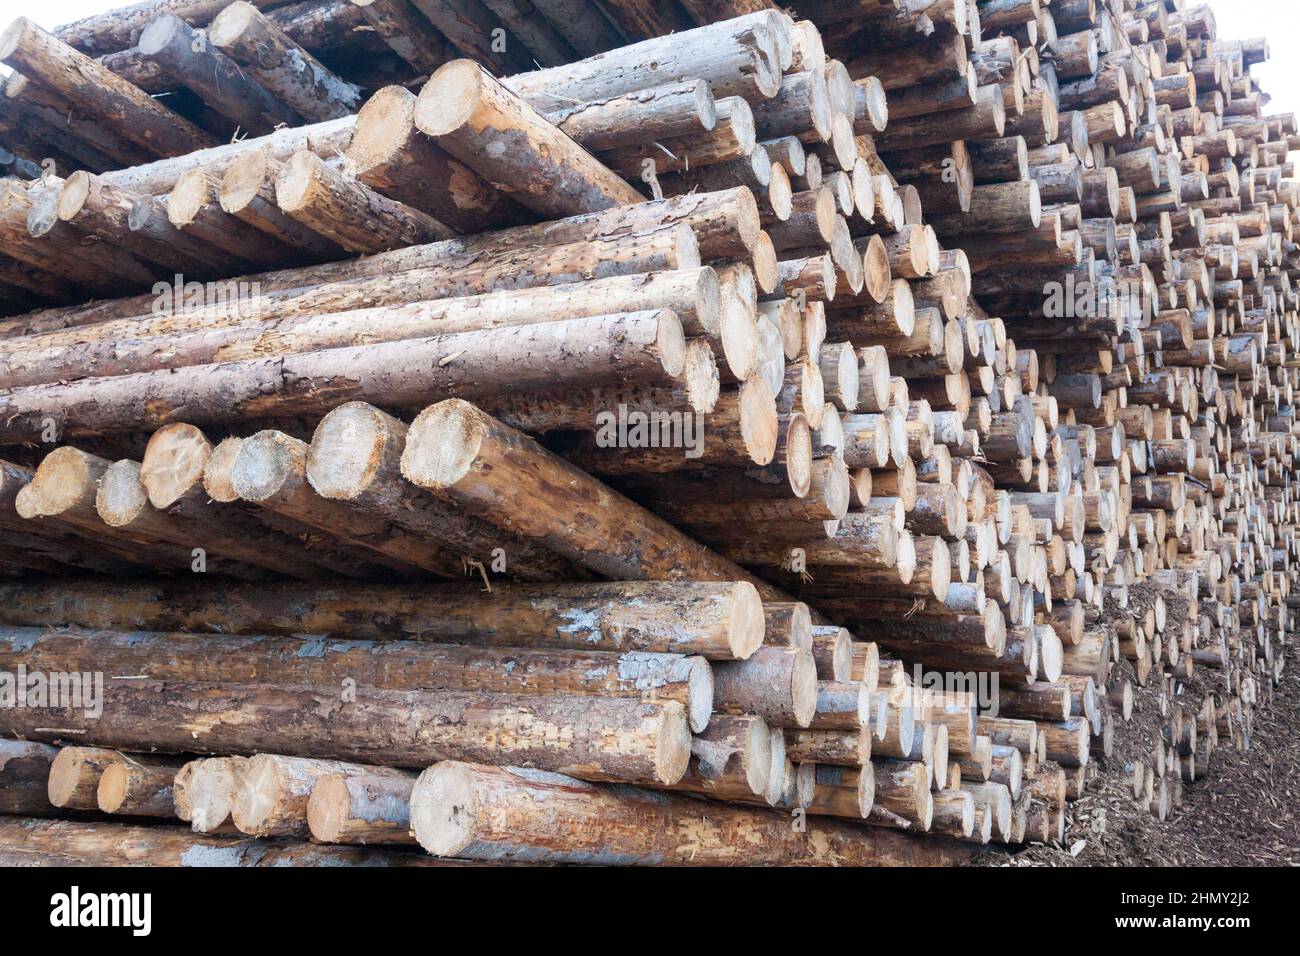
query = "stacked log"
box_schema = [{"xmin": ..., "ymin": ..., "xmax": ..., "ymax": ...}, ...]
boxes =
[{"xmin": 0, "ymin": 0, "xmax": 1294, "ymax": 867}]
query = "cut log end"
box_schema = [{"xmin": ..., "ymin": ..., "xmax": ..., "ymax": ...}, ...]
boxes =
[
  {"xmin": 28, "ymin": 447, "xmax": 99, "ymax": 517},
  {"xmin": 168, "ymin": 169, "xmax": 215, "ymax": 228},
  {"xmin": 784, "ymin": 413, "xmax": 813, "ymax": 495},
  {"xmin": 683, "ymin": 339, "xmax": 721, "ymax": 413},
  {"xmin": 0, "ymin": 17, "xmax": 33, "ymax": 63},
  {"xmin": 304, "ymin": 774, "xmax": 352, "ymax": 844},
  {"xmin": 220, "ymin": 149, "xmax": 272, "ymax": 215},
  {"xmin": 414, "ymin": 59, "xmax": 486, "ymax": 137},
  {"xmin": 205, "ymin": 0, "xmax": 259, "ymax": 47},
  {"xmin": 141, "ymin": 422, "xmax": 213, "ymax": 509},
  {"xmin": 306, "ymin": 401, "xmax": 395, "ymax": 500},
  {"xmin": 410, "ymin": 761, "xmax": 478, "ymax": 858},
  {"xmin": 685, "ymin": 657, "xmax": 715, "ymax": 734},
  {"xmin": 95, "ymin": 762, "xmax": 129, "ymax": 814},
  {"xmin": 54, "ymin": 171, "xmax": 92, "ymax": 222},
  {"xmin": 275, "ymin": 150, "xmax": 332, "ymax": 214},
  {"xmin": 202, "ymin": 437, "xmax": 246, "ymax": 503},
  {"xmin": 189, "ymin": 757, "xmax": 244, "ymax": 833},
  {"xmin": 399, "ymin": 399, "xmax": 488, "ymax": 490},
  {"xmin": 792, "ymin": 649, "xmax": 819, "ymax": 727},
  {"xmin": 657, "ymin": 702, "xmax": 694, "ymax": 782},
  {"xmin": 95, "ymin": 459, "xmax": 148, "ymax": 528},
  {"xmin": 348, "ymin": 84, "xmax": 416, "ymax": 173},
  {"xmin": 230, "ymin": 430, "xmax": 299, "ymax": 502},
  {"xmin": 739, "ymin": 377, "xmax": 779, "ymax": 467},
  {"xmin": 728, "ymin": 581, "xmax": 766, "ymax": 660},
  {"xmin": 135, "ymin": 9, "xmax": 183, "ymax": 55}
]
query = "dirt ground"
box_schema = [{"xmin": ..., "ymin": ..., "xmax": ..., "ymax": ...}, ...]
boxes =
[{"xmin": 978, "ymin": 637, "xmax": 1300, "ymax": 867}]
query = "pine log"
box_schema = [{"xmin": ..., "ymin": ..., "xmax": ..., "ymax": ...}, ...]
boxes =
[
  {"xmin": 502, "ymin": 12, "xmax": 786, "ymax": 107},
  {"xmin": 207, "ymin": 1, "xmax": 361, "ymax": 121},
  {"xmin": 137, "ymin": 11, "xmax": 303, "ymax": 133},
  {"xmin": 0, "ymin": 18, "xmax": 214, "ymax": 156},
  {"xmin": 0, "ymin": 817, "xmax": 449, "ymax": 866},
  {"xmin": 407, "ymin": 0, "xmax": 532, "ymax": 74},
  {"xmin": 0, "ymin": 312, "xmax": 686, "ymax": 443},
  {"xmin": 0, "ymin": 740, "xmax": 59, "ymax": 815},
  {"xmin": 0, "ymin": 578, "xmax": 764, "ymax": 659},
  {"xmin": 408, "ymin": 761, "xmax": 972, "ymax": 865},
  {"xmin": 48, "ymin": 746, "xmax": 128, "ymax": 810},
  {"xmin": 275, "ymin": 150, "xmax": 456, "ymax": 252},
  {"xmin": 415, "ymin": 60, "xmax": 643, "ymax": 217},
  {"xmin": 187, "ymin": 756, "xmax": 248, "ymax": 832},
  {"xmin": 0, "ymin": 680, "xmax": 693, "ymax": 786},
  {"xmin": 96, "ymin": 754, "xmax": 185, "ymax": 817},
  {"xmin": 233, "ymin": 754, "xmax": 372, "ymax": 837},
  {"xmin": 304, "ymin": 401, "xmax": 580, "ymax": 581},
  {"xmin": 0, "ymin": 626, "xmax": 714, "ymax": 732},
  {"xmin": 712, "ymin": 645, "xmax": 818, "ymax": 727},
  {"xmin": 94, "ymin": 458, "xmax": 374, "ymax": 580},
  {"xmin": 400, "ymin": 399, "xmax": 761, "ymax": 585},
  {"xmin": 164, "ymin": 169, "xmax": 303, "ymax": 268},
  {"xmin": 346, "ymin": 84, "xmax": 524, "ymax": 232},
  {"xmin": 351, "ymin": 0, "xmax": 449, "ymax": 74},
  {"xmin": 225, "ymin": 429, "xmax": 461, "ymax": 577},
  {"xmin": 307, "ymin": 766, "xmax": 418, "ymax": 845},
  {"xmin": 54, "ymin": 171, "xmax": 230, "ymax": 275},
  {"xmin": 0, "ymin": 187, "xmax": 755, "ymax": 339},
  {"xmin": 218, "ymin": 150, "xmax": 345, "ymax": 258},
  {"xmin": 546, "ymin": 80, "xmax": 718, "ymax": 151}
]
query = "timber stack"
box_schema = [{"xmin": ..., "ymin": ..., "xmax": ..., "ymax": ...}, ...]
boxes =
[{"xmin": 0, "ymin": 0, "xmax": 1293, "ymax": 865}]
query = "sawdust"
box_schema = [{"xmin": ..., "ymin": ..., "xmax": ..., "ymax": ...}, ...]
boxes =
[{"xmin": 976, "ymin": 643, "xmax": 1298, "ymax": 867}]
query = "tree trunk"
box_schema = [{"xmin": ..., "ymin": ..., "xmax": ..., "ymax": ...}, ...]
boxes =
[
  {"xmin": 0, "ymin": 680, "xmax": 693, "ymax": 786},
  {"xmin": 0, "ymin": 311, "xmax": 686, "ymax": 442},
  {"xmin": 415, "ymin": 60, "xmax": 643, "ymax": 217},
  {"xmin": 347, "ymin": 84, "xmax": 524, "ymax": 232},
  {"xmin": 207, "ymin": 1, "xmax": 361, "ymax": 121},
  {"xmin": 0, "ymin": 578, "xmax": 765, "ymax": 659},
  {"xmin": 400, "ymin": 399, "xmax": 759, "ymax": 584},
  {"xmin": 408, "ymin": 760, "xmax": 973, "ymax": 865}
]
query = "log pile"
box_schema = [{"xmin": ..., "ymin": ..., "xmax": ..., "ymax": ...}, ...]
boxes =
[{"xmin": 0, "ymin": 0, "xmax": 1295, "ymax": 866}]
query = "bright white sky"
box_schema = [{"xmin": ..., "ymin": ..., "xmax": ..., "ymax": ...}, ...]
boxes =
[{"xmin": 9, "ymin": 0, "xmax": 1300, "ymax": 122}]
